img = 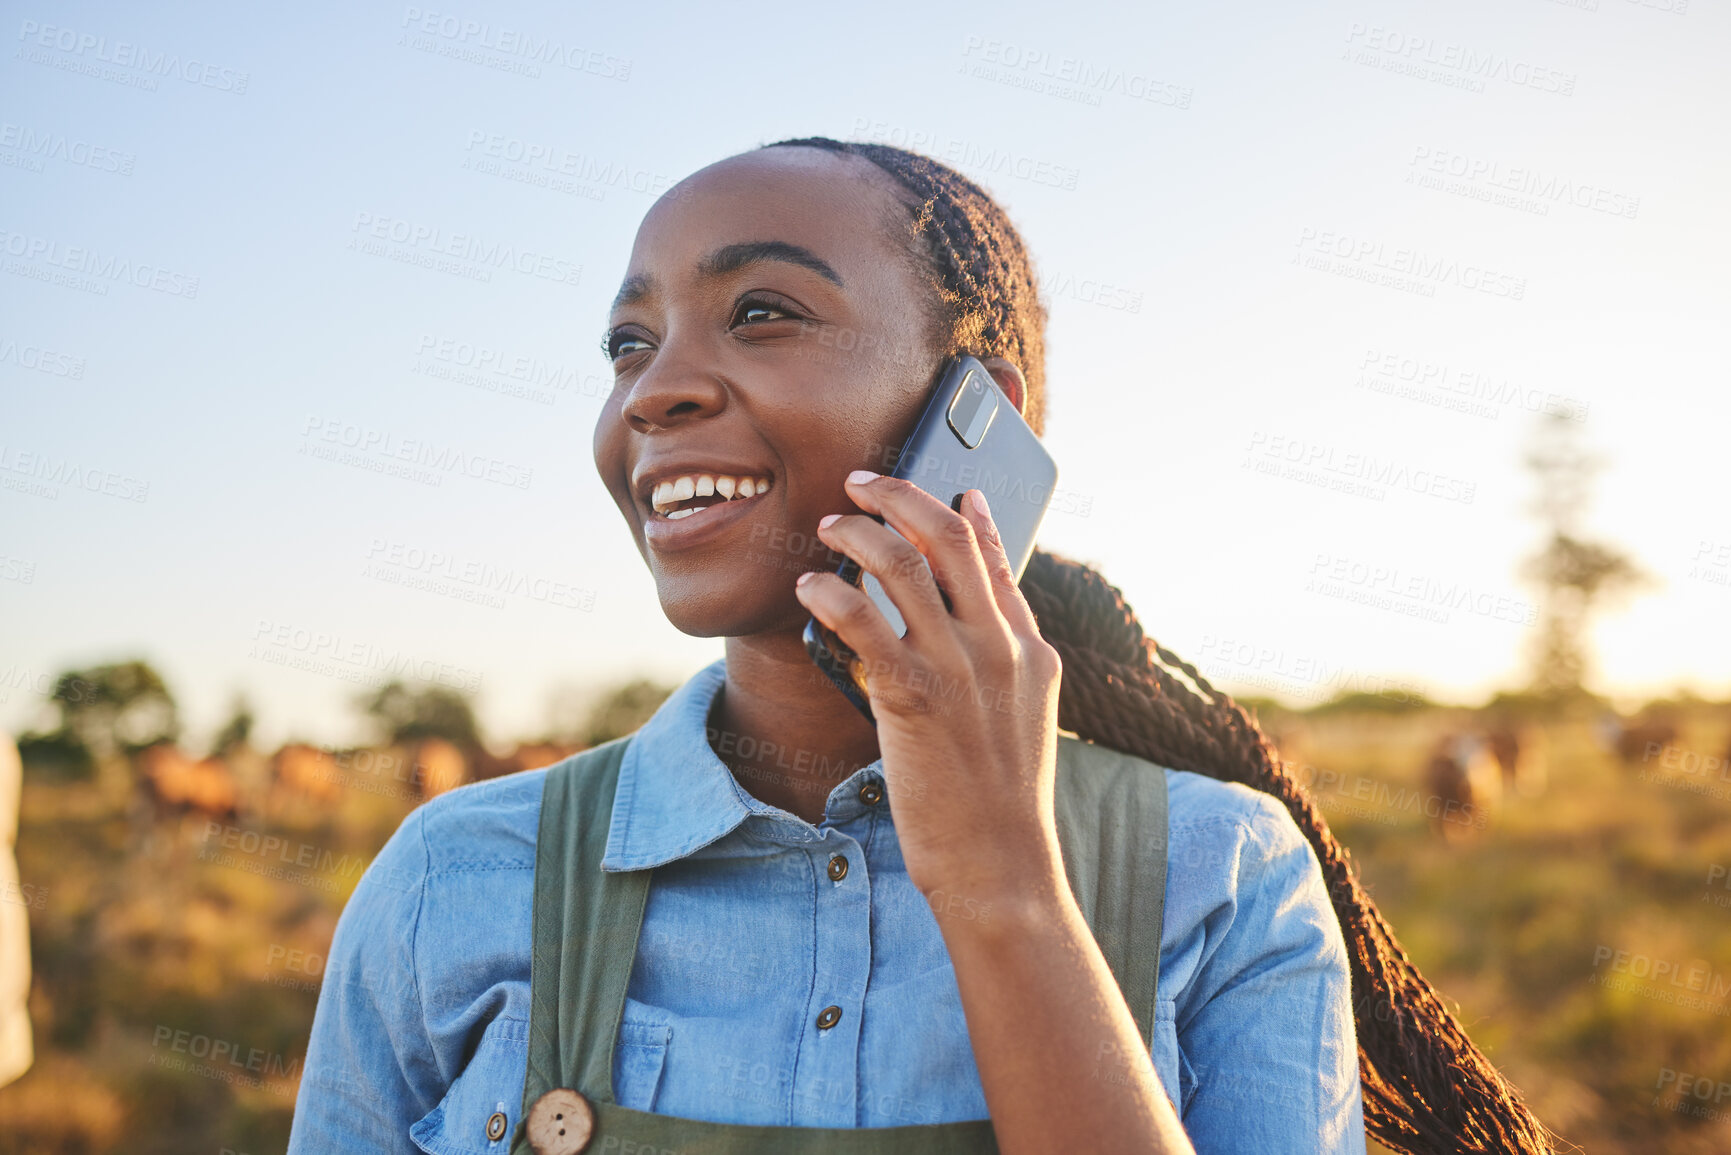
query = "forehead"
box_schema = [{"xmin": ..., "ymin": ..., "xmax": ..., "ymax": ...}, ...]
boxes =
[{"xmin": 617, "ymin": 149, "xmax": 916, "ymax": 303}]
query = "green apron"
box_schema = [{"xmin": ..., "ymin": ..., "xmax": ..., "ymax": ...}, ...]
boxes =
[{"xmin": 511, "ymin": 732, "xmax": 1169, "ymax": 1154}]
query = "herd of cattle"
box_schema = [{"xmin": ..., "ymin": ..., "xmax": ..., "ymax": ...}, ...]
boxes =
[
  {"xmin": 1410, "ymin": 712, "xmax": 1696, "ymax": 841},
  {"xmin": 128, "ymin": 711, "xmax": 1717, "ymax": 844},
  {"xmin": 131, "ymin": 738, "xmax": 582, "ymax": 826}
]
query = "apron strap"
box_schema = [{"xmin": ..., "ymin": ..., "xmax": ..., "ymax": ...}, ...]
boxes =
[
  {"xmin": 521, "ymin": 736, "xmax": 642, "ymax": 1121},
  {"xmin": 1052, "ymin": 735, "xmax": 1170, "ymax": 1053}
]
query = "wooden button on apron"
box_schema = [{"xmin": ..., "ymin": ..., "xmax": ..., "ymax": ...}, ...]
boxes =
[
  {"xmin": 815, "ymin": 1004, "xmax": 843, "ymax": 1029},
  {"xmin": 526, "ymin": 1088, "xmax": 594, "ymax": 1155},
  {"xmin": 858, "ymin": 781, "xmax": 882, "ymax": 805},
  {"xmin": 486, "ymin": 1110, "xmax": 508, "ymax": 1141},
  {"xmin": 827, "ymin": 854, "xmax": 848, "ymax": 881}
]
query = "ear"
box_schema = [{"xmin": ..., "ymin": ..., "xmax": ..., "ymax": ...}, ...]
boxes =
[{"xmin": 976, "ymin": 356, "xmax": 1027, "ymax": 416}]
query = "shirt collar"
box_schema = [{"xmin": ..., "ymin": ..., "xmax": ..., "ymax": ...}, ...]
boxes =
[{"xmin": 600, "ymin": 658, "xmax": 883, "ymax": 871}]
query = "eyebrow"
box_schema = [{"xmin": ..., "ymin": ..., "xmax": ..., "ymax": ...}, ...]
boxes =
[{"xmin": 610, "ymin": 241, "xmax": 846, "ymax": 312}]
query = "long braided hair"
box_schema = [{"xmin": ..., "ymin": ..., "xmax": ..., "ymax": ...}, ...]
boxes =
[{"xmin": 761, "ymin": 135, "xmax": 1559, "ymax": 1155}]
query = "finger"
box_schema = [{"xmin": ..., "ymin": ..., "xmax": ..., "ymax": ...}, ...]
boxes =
[
  {"xmin": 794, "ymin": 570, "xmax": 907, "ymax": 674},
  {"xmin": 958, "ymin": 488, "xmax": 1042, "ymax": 637},
  {"xmin": 842, "ymin": 471, "xmax": 999, "ymax": 627},
  {"xmin": 815, "ymin": 512, "xmax": 953, "ymax": 638}
]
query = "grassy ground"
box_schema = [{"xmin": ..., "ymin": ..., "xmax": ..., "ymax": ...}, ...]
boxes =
[{"xmin": 2, "ymin": 711, "xmax": 1729, "ymax": 1152}]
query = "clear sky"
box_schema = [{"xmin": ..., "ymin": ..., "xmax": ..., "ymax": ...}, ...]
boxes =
[{"xmin": 3, "ymin": 0, "xmax": 1726, "ymax": 750}]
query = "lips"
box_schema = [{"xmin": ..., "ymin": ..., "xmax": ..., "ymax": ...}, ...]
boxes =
[{"xmin": 640, "ymin": 480, "xmax": 774, "ymax": 551}]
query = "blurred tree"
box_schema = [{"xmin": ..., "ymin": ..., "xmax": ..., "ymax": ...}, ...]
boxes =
[
  {"xmin": 43, "ymin": 661, "xmax": 179, "ymax": 761},
  {"xmin": 582, "ymin": 679, "xmax": 675, "ymax": 746},
  {"xmin": 361, "ymin": 681, "xmax": 482, "ymax": 748},
  {"xmin": 1519, "ymin": 412, "xmax": 1651, "ymax": 704},
  {"xmin": 209, "ymin": 695, "xmax": 255, "ymax": 757}
]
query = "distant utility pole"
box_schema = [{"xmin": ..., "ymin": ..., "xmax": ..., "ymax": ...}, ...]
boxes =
[{"xmin": 1519, "ymin": 411, "xmax": 1648, "ymax": 702}]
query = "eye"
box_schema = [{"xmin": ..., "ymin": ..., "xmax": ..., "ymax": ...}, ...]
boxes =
[
  {"xmin": 601, "ymin": 327, "xmax": 652, "ymax": 363},
  {"xmin": 732, "ymin": 294, "xmax": 804, "ymax": 328}
]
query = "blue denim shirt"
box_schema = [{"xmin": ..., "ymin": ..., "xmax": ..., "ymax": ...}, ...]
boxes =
[{"xmin": 289, "ymin": 658, "xmax": 1365, "ymax": 1153}]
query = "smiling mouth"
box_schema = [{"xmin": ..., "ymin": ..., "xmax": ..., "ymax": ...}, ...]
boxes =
[{"xmin": 649, "ymin": 472, "xmax": 774, "ymax": 520}]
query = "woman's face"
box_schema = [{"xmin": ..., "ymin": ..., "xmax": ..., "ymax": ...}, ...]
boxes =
[{"xmin": 593, "ymin": 147, "xmax": 942, "ymax": 638}]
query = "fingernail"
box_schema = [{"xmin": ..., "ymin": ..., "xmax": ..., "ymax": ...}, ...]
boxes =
[
  {"xmin": 970, "ymin": 489, "xmax": 990, "ymax": 516},
  {"xmin": 818, "ymin": 513, "xmax": 841, "ymax": 529},
  {"xmin": 796, "ymin": 571, "xmax": 815, "ymax": 586},
  {"xmin": 846, "ymin": 470, "xmax": 878, "ymax": 485}
]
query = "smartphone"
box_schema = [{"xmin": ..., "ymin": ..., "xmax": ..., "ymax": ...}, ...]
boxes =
[{"xmin": 803, "ymin": 355, "xmax": 1059, "ymax": 725}]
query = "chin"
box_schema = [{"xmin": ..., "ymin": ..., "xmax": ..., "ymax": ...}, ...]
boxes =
[{"xmin": 652, "ymin": 572, "xmax": 804, "ymax": 640}]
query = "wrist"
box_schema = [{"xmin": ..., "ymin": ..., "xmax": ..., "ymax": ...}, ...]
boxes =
[{"xmin": 912, "ymin": 845, "xmax": 1073, "ymax": 941}]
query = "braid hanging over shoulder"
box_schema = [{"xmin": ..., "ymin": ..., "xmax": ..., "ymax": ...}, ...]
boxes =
[{"xmin": 759, "ymin": 134, "xmax": 1562, "ymax": 1155}]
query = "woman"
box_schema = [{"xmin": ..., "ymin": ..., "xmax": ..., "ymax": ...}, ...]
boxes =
[{"xmin": 289, "ymin": 137, "xmax": 1555, "ymax": 1154}]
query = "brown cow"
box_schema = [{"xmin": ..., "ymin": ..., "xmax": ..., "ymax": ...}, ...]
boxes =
[
  {"xmin": 411, "ymin": 738, "xmax": 469, "ymax": 799},
  {"xmin": 269, "ymin": 743, "xmax": 344, "ymax": 808},
  {"xmin": 1423, "ymin": 733, "xmax": 1497, "ymax": 843},
  {"xmin": 1597, "ymin": 713, "xmax": 1679, "ymax": 770},
  {"xmin": 133, "ymin": 743, "xmax": 240, "ymax": 824},
  {"xmin": 1484, "ymin": 723, "xmax": 1547, "ymax": 798}
]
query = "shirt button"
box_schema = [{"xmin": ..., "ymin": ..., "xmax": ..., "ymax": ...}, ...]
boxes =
[
  {"xmin": 526, "ymin": 1088, "xmax": 594, "ymax": 1155},
  {"xmin": 858, "ymin": 781, "xmax": 883, "ymax": 806},
  {"xmin": 486, "ymin": 1110, "xmax": 508, "ymax": 1142},
  {"xmin": 815, "ymin": 1004, "xmax": 843, "ymax": 1030},
  {"xmin": 827, "ymin": 854, "xmax": 848, "ymax": 882}
]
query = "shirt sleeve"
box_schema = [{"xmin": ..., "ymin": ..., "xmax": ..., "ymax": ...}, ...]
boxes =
[
  {"xmin": 1174, "ymin": 792, "xmax": 1367, "ymax": 1155},
  {"xmin": 289, "ymin": 806, "xmax": 441, "ymax": 1153}
]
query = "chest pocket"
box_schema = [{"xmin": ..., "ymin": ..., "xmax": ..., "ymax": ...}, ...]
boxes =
[
  {"xmin": 410, "ymin": 1018, "xmax": 527, "ymax": 1155},
  {"xmin": 1150, "ymin": 997, "xmax": 1199, "ymax": 1117},
  {"xmin": 611, "ymin": 1012, "xmax": 672, "ymax": 1113}
]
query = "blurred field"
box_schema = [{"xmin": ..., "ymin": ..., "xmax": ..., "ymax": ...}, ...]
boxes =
[{"xmin": 3, "ymin": 706, "xmax": 1730, "ymax": 1153}]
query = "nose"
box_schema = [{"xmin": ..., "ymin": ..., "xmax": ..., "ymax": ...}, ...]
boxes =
[{"xmin": 619, "ymin": 341, "xmax": 728, "ymax": 433}]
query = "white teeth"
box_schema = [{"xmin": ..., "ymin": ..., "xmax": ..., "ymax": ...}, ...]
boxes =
[
  {"xmin": 666, "ymin": 507, "xmax": 698, "ymax": 520},
  {"xmin": 648, "ymin": 471, "xmax": 774, "ymax": 514}
]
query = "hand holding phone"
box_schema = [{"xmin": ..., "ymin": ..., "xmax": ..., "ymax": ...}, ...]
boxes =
[{"xmin": 803, "ymin": 355, "xmax": 1058, "ymax": 724}]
